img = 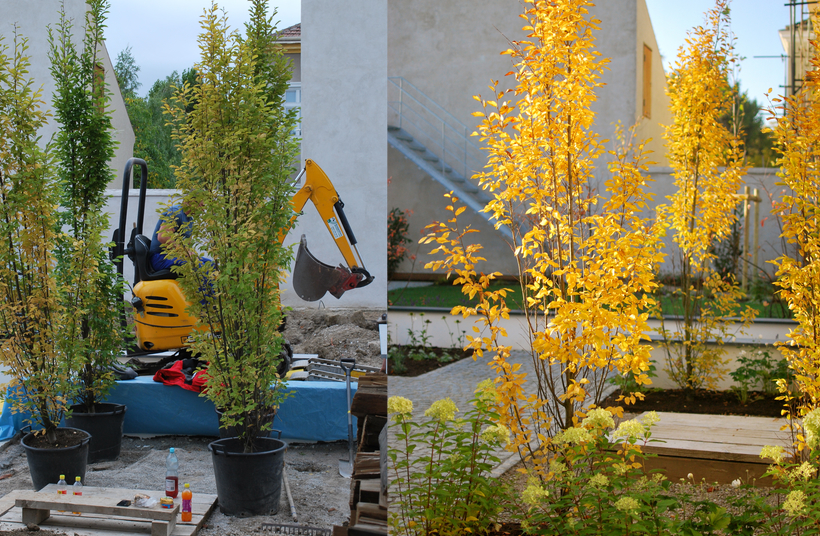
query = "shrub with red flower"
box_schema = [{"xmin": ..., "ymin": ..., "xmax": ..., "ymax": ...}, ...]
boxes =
[{"xmin": 388, "ymin": 207, "xmax": 414, "ymax": 279}]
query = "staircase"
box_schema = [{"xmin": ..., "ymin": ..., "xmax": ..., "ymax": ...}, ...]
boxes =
[{"xmin": 388, "ymin": 77, "xmax": 511, "ymax": 239}]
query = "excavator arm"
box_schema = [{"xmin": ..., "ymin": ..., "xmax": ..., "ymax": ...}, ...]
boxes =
[{"xmin": 286, "ymin": 159, "xmax": 373, "ymax": 301}]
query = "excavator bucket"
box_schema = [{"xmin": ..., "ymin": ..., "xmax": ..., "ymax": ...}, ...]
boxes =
[{"xmin": 293, "ymin": 235, "xmax": 361, "ymax": 301}]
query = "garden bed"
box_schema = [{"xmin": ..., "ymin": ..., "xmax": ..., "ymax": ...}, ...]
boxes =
[
  {"xmin": 387, "ymin": 345, "xmax": 473, "ymax": 376},
  {"xmin": 602, "ymin": 389, "xmax": 784, "ymax": 418}
]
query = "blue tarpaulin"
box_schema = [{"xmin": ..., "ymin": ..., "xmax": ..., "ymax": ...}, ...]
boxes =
[{"xmin": 0, "ymin": 377, "xmax": 356, "ymax": 442}]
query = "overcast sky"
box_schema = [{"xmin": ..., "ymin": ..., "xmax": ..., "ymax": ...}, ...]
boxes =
[
  {"xmin": 105, "ymin": 0, "xmax": 300, "ymax": 97},
  {"xmin": 106, "ymin": 0, "xmax": 790, "ymax": 110}
]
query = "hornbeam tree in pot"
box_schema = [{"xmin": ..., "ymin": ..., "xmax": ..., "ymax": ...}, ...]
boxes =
[
  {"xmin": 50, "ymin": 0, "xmax": 128, "ymax": 464},
  {"xmin": 0, "ymin": 27, "xmax": 90, "ymax": 490},
  {"xmin": 165, "ymin": 0, "xmax": 298, "ymax": 515}
]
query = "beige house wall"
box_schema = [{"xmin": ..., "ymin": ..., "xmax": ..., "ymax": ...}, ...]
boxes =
[
  {"xmin": 1, "ymin": 0, "xmax": 135, "ymax": 188},
  {"xmin": 635, "ymin": 0, "xmax": 672, "ymax": 163},
  {"xmin": 296, "ymin": 0, "xmax": 387, "ymax": 309},
  {"xmin": 388, "ymin": 0, "xmax": 670, "ymax": 277}
]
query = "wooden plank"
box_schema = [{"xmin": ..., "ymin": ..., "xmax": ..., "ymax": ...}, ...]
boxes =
[
  {"xmin": 15, "ymin": 491, "xmax": 179, "ymax": 521},
  {"xmin": 356, "ymin": 502, "xmax": 387, "ymax": 521},
  {"xmin": 356, "ymin": 374, "xmax": 387, "ymax": 388},
  {"xmin": 0, "ymin": 509, "xmax": 203, "ymax": 536},
  {"xmin": 358, "ymin": 480, "xmax": 380, "ymax": 504},
  {"xmin": 642, "ymin": 438, "xmax": 772, "ymax": 462},
  {"xmin": 638, "ymin": 412, "xmax": 788, "ymax": 433},
  {"xmin": 628, "ymin": 411, "xmax": 793, "ymax": 464},
  {"xmin": 643, "ymin": 455, "xmax": 775, "ymax": 487},
  {"xmin": 647, "ymin": 429, "xmax": 791, "ymax": 448},
  {"xmin": 0, "ymin": 491, "xmax": 24, "ymax": 518},
  {"xmin": 0, "ymin": 486, "xmax": 218, "ymax": 536},
  {"xmin": 39, "ymin": 484, "xmax": 217, "ymax": 517},
  {"xmin": 348, "ymin": 522, "xmax": 388, "ymax": 535},
  {"xmin": 353, "ymin": 452, "xmax": 381, "ymax": 478},
  {"xmin": 643, "ymin": 412, "xmax": 787, "ymax": 430}
]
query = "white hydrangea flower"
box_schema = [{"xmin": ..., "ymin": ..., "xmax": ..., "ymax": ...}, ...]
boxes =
[{"xmin": 582, "ymin": 408, "xmax": 615, "ymax": 430}]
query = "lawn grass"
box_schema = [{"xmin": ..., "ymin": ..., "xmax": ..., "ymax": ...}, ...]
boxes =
[{"xmin": 388, "ymin": 281, "xmax": 792, "ymax": 319}]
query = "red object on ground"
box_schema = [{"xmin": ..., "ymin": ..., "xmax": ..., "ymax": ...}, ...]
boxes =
[{"xmin": 153, "ymin": 360, "xmax": 209, "ymax": 392}]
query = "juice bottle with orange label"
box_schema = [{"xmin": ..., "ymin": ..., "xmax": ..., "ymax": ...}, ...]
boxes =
[{"xmin": 181, "ymin": 483, "xmax": 192, "ymax": 522}]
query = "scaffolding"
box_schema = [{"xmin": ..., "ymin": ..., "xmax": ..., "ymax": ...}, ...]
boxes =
[{"xmin": 783, "ymin": 1, "xmax": 817, "ymax": 98}]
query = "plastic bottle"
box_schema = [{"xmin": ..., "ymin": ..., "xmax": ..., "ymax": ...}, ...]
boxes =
[
  {"xmin": 181, "ymin": 483, "xmax": 192, "ymax": 522},
  {"xmin": 57, "ymin": 475, "xmax": 67, "ymax": 512},
  {"xmin": 165, "ymin": 447, "xmax": 179, "ymax": 498},
  {"xmin": 72, "ymin": 476, "xmax": 83, "ymax": 515}
]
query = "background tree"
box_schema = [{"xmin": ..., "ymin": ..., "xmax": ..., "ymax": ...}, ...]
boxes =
[
  {"xmin": 721, "ymin": 81, "xmax": 775, "ymax": 167},
  {"xmin": 49, "ymin": 0, "xmax": 125, "ymax": 413},
  {"xmin": 0, "ymin": 29, "xmax": 67, "ymax": 444},
  {"xmin": 422, "ymin": 0, "xmax": 663, "ymax": 479},
  {"xmin": 166, "ymin": 0, "xmax": 299, "ymax": 453},
  {"xmin": 114, "ymin": 47, "xmax": 193, "ymax": 188},
  {"xmin": 769, "ymin": 10, "xmax": 820, "ymax": 426},
  {"xmin": 657, "ymin": 0, "xmax": 756, "ymax": 394}
]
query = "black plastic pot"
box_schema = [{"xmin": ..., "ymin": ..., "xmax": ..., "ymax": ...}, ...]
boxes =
[
  {"xmin": 65, "ymin": 403, "xmax": 127, "ymax": 463},
  {"xmin": 21, "ymin": 427, "xmax": 90, "ymax": 491},
  {"xmin": 215, "ymin": 407, "xmax": 277, "ymax": 439},
  {"xmin": 209, "ymin": 436, "xmax": 287, "ymax": 516}
]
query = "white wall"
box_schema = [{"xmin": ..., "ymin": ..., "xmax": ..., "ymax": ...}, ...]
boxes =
[
  {"xmin": 298, "ymin": 0, "xmax": 387, "ymax": 310},
  {"xmin": 647, "ymin": 166, "xmax": 787, "ymax": 276},
  {"xmin": 1, "ymin": 0, "xmax": 135, "ymax": 186}
]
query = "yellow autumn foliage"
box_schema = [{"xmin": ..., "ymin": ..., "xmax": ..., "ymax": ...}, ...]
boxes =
[
  {"xmin": 657, "ymin": 0, "xmax": 756, "ymax": 391},
  {"xmin": 422, "ymin": 0, "xmax": 662, "ymax": 475},
  {"xmin": 770, "ymin": 8, "xmax": 820, "ymax": 421}
]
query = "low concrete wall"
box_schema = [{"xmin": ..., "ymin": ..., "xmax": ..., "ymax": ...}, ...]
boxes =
[{"xmin": 388, "ymin": 308, "xmax": 797, "ymax": 392}]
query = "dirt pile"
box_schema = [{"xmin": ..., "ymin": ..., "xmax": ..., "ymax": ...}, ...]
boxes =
[{"xmin": 284, "ymin": 309, "xmax": 385, "ymax": 369}]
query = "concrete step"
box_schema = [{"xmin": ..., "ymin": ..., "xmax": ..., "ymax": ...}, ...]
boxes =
[
  {"xmin": 407, "ymin": 142, "xmax": 426, "ymax": 152},
  {"xmin": 421, "ymin": 153, "xmax": 440, "ymax": 163}
]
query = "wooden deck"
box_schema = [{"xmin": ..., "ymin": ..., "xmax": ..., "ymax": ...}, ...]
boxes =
[
  {"xmin": 637, "ymin": 411, "xmax": 793, "ymax": 486},
  {"xmin": 0, "ymin": 485, "xmax": 217, "ymax": 535}
]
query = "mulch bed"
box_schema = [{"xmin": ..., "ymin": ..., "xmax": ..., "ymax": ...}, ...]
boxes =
[
  {"xmin": 22, "ymin": 428, "xmax": 88, "ymax": 449},
  {"xmin": 601, "ymin": 388, "xmax": 785, "ymax": 417},
  {"xmin": 388, "ymin": 346, "xmax": 473, "ymax": 377}
]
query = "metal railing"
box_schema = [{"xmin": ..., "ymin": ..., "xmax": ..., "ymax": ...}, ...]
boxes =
[{"xmin": 388, "ymin": 77, "xmax": 485, "ymax": 181}]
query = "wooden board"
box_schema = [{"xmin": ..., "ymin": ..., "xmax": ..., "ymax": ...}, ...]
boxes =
[
  {"xmin": 0, "ymin": 486, "xmax": 218, "ymax": 536},
  {"xmin": 634, "ymin": 412, "xmax": 792, "ymax": 486}
]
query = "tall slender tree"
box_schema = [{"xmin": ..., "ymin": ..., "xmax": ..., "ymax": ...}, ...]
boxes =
[
  {"xmin": 658, "ymin": 0, "xmax": 755, "ymax": 393},
  {"xmin": 166, "ymin": 0, "xmax": 299, "ymax": 453},
  {"xmin": 0, "ymin": 28, "xmax": 67, "ymax": 444},
  {"xmin": 49, "ymin": 0, "xmax": 125, "ymax": 413},
  {"xmin": 423, "ymin": 0, "xmax": 662, "ymax": 478},
  {"xmin": 770, "ymin": 10, "xmax": 820, "ymax": 422}
]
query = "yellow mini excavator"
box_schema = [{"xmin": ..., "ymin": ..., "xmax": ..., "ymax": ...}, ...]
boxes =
[{"xmin": 111, "ymin": 158, "xmax": 373, "ymax": 354}]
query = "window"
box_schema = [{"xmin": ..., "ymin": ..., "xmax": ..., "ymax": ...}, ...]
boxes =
[
  {"xmin": 285, "ymin": 83, "xmax": 301, "ymax": 137},
  {"xmin": 642, "ymin": 44, "xmax": 652, "ymax": 118}
]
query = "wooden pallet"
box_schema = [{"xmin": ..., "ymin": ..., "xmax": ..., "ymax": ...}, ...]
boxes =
[
  {"xmin": 637, "ymin": 411, "xmax": 793, "ymax": 486},
  {"xmin": 335, "ymin": 374, "xmax": 387, "ymax": 536},
  {"xmin": 0, "ymin": 485, "xmax": 217, "ymax": 536}
]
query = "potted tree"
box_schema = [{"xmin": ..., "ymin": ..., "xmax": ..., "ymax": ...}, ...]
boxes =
[
  {"xmin": 50, "ymin": 0, "xmax": 127, "ymax": 464},
  {"xmin": 0, "ymin": 28, "xmax": 89, "ymax": 491},
  {"xmin": 165, "ymin": 0, "xmax": 299, "ymax": 516}
]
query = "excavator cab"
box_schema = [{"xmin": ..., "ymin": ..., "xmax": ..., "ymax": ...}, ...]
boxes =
[{"xmin": 112, "ymin": 158, "xmax": 373, "ymax": 353}]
